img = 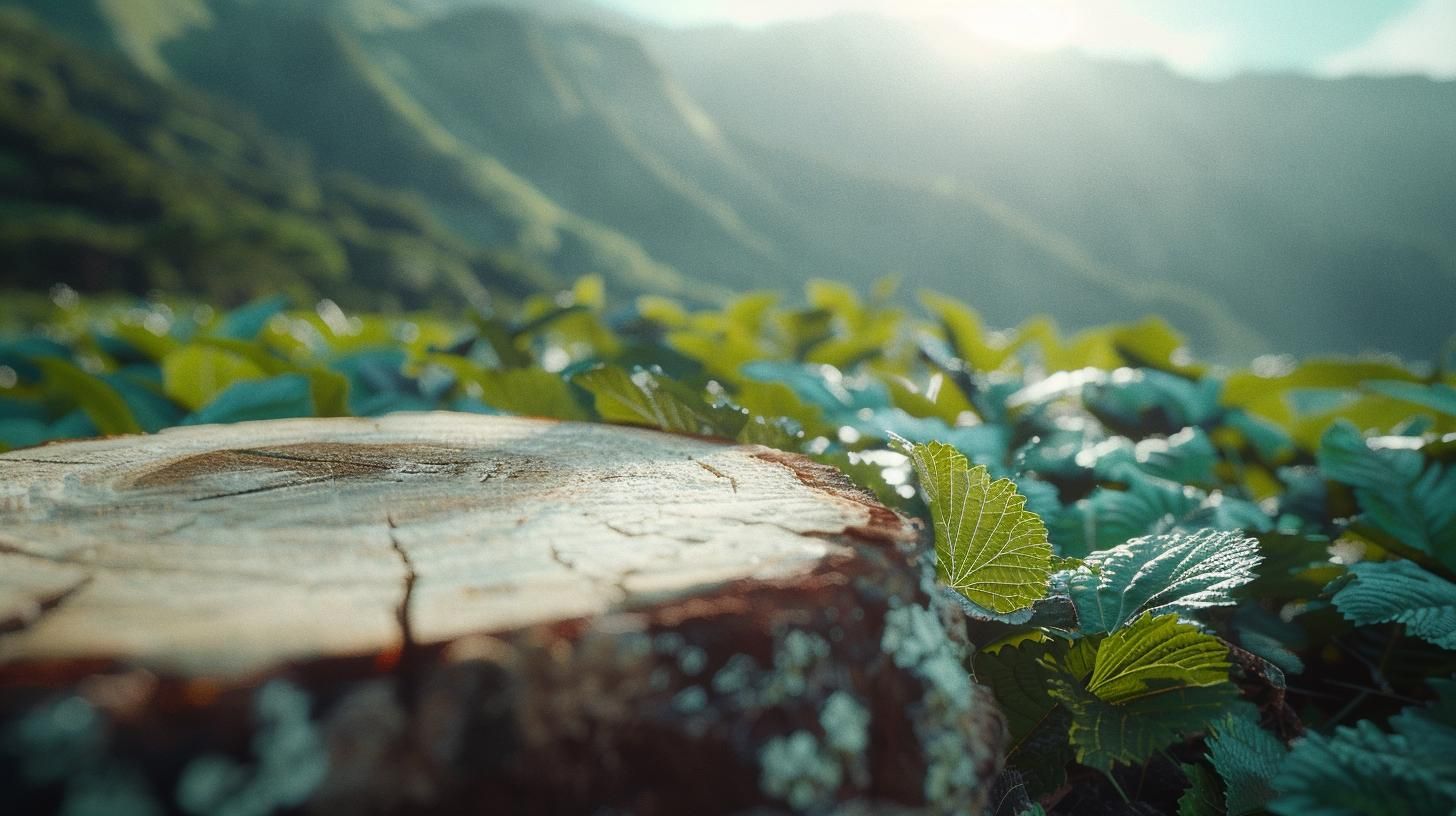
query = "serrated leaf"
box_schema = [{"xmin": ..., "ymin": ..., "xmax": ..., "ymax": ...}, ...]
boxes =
[
  {"xmin": 1207, "ymin": 713, "xmax": 1285, "ymax": 816},
  {"xmin": 1047, "ymin": 613, "xmax": 1239, "ymax": 770},
  {"xmin": 1069, "ymin": 529, "xmax": 1262, "ymax": 635},
  {"xmin": 904, "ymin": 440, "xmax": 1052, "ymax": 613},
  {"xmin": 1086, "ymin": 612, "xmax": 1232, "ymax": 701},
  {"xmin": 573, "ymin": 364, "xmax": 741, "ymax": 437},
  {"xmin": 1271, "ymin": 680, "xmax": 1456, "ymax": 816},
  {"xmin": 975, "ymin": 638, "xmax": 1076, "ymax": 796},
  {"xmin": 1179, "ymin": 763, "xmax": 1226, "ymax": 816},
  {"xmin": 1318, "ymin": 420, "xmax": 1456, "ymax": 567},
  {"xmin": 1329, "ymin": 560, "xmax": 1456, "ymax": 649}
]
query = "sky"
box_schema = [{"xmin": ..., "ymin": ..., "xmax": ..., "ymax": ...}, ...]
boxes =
[{"xmin": 599, "ymin": 0, "xmax": 1456, "ymax": 79}]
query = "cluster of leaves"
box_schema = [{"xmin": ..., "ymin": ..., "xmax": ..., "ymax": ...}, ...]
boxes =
[{"xmin": 3, "ymin": 277, "xmax": 1455, "ymax": 814}]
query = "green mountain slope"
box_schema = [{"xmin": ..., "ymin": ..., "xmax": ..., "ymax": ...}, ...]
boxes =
[
  {"xmin": 0, "ymin": 8, "xmax": 546, "ymax": 309},
  {"xmin": 10, "ymin": 0, "xmax": 694, "ymax": 301},
  {"xmin": 7, "ymin": 1, "xmax": 1450, "ymax": 359},
  {"xmin": 645, "ymin": 15, "xmax": 1456, "ymax": 359}
]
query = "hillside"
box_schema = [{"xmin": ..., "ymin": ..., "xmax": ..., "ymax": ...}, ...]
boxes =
[
  {"xmin": 645, "ymin": 15, "xmax": 1456, "ymax": 359},
  {"xmin": 4, "ymin": 0, "xmax": 1453, "ymax": 360},
  {"xmin": 0, "ymin": 9, "xmax": 551, "ymax": 310}
]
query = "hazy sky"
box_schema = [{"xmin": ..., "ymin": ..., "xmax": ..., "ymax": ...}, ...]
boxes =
[{"xmin": 600, "ymin": 0, "xmax": 1456, "ymax": 79}]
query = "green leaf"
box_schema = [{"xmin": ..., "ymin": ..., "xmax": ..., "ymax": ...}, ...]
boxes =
[
  {"xmin": 1271, "ymin": 680, "xmax": 1456, "ymax": 816},
  {"xmin": 1047, "ymin": 613, "xmax": 1240, "ymax": 770},
  {"xmin": 1361, "ymin": 380, "xmax": 1456, "ymax": 418},
  {"xmin": 1085, "ymin": 612, "xmax": 1232, "ymax": 701},
  {"xmin": 34, "ymin": 357, "xmax": 142, "ymax": 436},
  {"xmin": 162, "ymin": 344, "xmax": 269, "ymax": 412},
  {"xmin": 182, "ymin": 374, "xmax": 314, "ymax": 426},
  {"xmin": 477, "ymin": 367, "xmax": 588, "ymax": 421},
  {"xmin": 214, "ymin": 296, "xmax": 289, "ymax": 341},
  {"xmin": 574, "ymin": 364, "xmax": 742, "ymax": 437},
  {"xmin": 975, "ymin": 638, "xmax": 1077, "ymax": 796},
  {"xmin": 1318, "ymin": 420, "xmax": 1456, "ymax": 567},
  {"xmin": 1179, "ymin": 763, "xmax": 1227, "ymax": 816},
  {"xmin": 731, "ymin": 380, "xmax": 829, "ymax": 438},
  {"xmin": 1207, "ymin": 712, "xmax": 1285, "ymax": 816},
  {"xmin": 735, "ymin": 415, "xmax": 801, "ymax": 449},
  {"xmin": 1329, "ymin": 560, "xmax": 1456, "ymax": 650},
  {"xmin": 1068, "ymin": 529, "xmax": 1262, "ymax": 635},
  {"xmin": 904, "ymin": 440, "xmax": 1053, "ymax": 613}
]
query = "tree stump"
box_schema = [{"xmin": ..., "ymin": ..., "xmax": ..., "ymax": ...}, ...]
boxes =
[{"xmin": 0, "ymin": 414, "xmax": 1005, "ymax": 815}]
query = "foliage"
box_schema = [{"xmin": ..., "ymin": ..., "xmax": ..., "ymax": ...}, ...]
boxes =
[
  {"xmin": 3, "ymin": 278, "xmax": 1455, "ymax": 814},
  {"xmin": 903, "ymin": 441, "xmax": 1053, "ymax": 614},
  {"xmin": 1067, "ymin": 530, "xmax": 1261, "ymax": 635},
  {"xmin": 1270, "ymin": 680, "xmax": 1456, "ymax": 816}
]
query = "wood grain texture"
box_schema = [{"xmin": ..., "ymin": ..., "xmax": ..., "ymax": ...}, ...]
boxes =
[{"xmin": 0, "ymin": 414, "xmax": 1004, "ymax": 815}]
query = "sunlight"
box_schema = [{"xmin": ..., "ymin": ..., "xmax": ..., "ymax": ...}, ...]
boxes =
[{"xmin": 956, "ymin": 0, "xmax": 1077, "ymax": 52}]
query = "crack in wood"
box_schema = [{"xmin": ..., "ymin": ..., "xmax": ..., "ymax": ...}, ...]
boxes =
[
  {"xmin": 233, "ymin": 448, "xmax": 396, "ymax": 470},
  {"xmin": 692, "ymin": 459, "xmax": 738, "ymax": 493},
  {"xmin": 0, "ymin": 575, "xmax": 93, "ymax": 636},
  {"xmin": 190, "ymin": 474, "xmax": 334, "ymax": 502},
  {"xmin": 386, "ymin": 514, "xmax": 421, "ymax": 705}
]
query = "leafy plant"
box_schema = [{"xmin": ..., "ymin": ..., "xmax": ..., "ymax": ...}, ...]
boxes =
[
  {"xmin": 903, "ymin": 440, "xmax": 1053, "ymax": 614},
  {"xmin": 3, "ymin": 278, "xmax": 1455, "ymax": 815}
]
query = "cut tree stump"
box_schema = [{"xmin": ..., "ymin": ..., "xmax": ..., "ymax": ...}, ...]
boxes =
[{"xmin": 0, "ymin": 413, "xmax": 1005, "ymax": 815}]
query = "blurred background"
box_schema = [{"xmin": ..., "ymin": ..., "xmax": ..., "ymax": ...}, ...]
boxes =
[{"xmin": 1, "ymin": 0, "xmax": 1453, "ymax": 362}]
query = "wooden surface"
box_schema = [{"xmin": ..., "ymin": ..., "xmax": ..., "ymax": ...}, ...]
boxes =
[{"xmin": 0, "ymin": 414, "xmax": 1005, "ymax": 815}]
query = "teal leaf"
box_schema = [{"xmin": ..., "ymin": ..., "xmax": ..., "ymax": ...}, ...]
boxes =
[
  {"xmin": 215, "ymin": 296, "xmax": 289, "ymax": 341},
  {"xmin": 1271, "ymin": 680, "xmax": 1456, "ymax": 816},
  {"xmin": 182, "ymin": 374, "xmax": 314, "ymax": 426},
  {"xmin": 1329, "ymin": 560, "xmax": 1456, "ymax": 650},
  {"xmin": 1362, "ymin": 380, "xmax": 1456, "ymax": 417},
  {"xmin": 1208, "ymin": 712, "xmax": 1286, "ymax": 816},
  {"xmin": 1318, "ymin": 420, "xmax": 1456, "ymax": 567},
  {"xmin": 1068, "ymin": 529, "xmax": 1262, "ymax": 635}
]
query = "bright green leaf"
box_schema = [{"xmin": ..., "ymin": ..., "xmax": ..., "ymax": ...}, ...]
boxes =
[
  {"xmin": 904, "ymin": 440, "xmax": 1053, "ymax": 613},
  {"xmin": 162, "ymin": 344, "xmax": 269, "ymax": 411},
  {"xmin": 34, "ymin": 357, "xmax": 141, "ymax": 436},
  {"xmin": 574, "ymin": 364, "xmax": 742, "ymax": 437},
  {"xmin": 1047, "ymin": 613, "xmax": 1239, "ymax": 770}
]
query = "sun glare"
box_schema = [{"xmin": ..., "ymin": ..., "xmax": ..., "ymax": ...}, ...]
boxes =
[{"xmin": 957, "ymin": 1, "xmax": 1077, "ymax": 52}]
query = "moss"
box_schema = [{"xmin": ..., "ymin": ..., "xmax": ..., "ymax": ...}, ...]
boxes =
[
  {"xmin": 880, "ymin": 604, "xmax": 949, "ymax": 672},
  {"xmin": 758, "ymin": 731, "xmax": 842, "ymax": 812},
  {"xmin": 671, "ymin": 686, "xmax": 708, "ymax": 715},
  {"xmin": 819, "ymin": 692, "xmax": 870, "ymax": 755},
  {"xmin": 175, "ymin": 680, "xmax": 327, "ymax": 816},
  {"xmin": 677, "ymin": 645, "xmax": 707, "ymax": 676}
]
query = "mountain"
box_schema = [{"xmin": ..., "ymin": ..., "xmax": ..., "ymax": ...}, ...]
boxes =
[
  {"xmin": 3, "ymin": 1, "xmax": 1452, "ymax": 361},
  {"xmin": 0, "ymin": 8, "xmax": 548, "ymax": 310},
  {"xmin": 643, "ymin": 15, "xmax": 1456, "ymax": 360},
  {"xmin": 4, "ymin": 0, "xmax": 696, "ymax": 306}
]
